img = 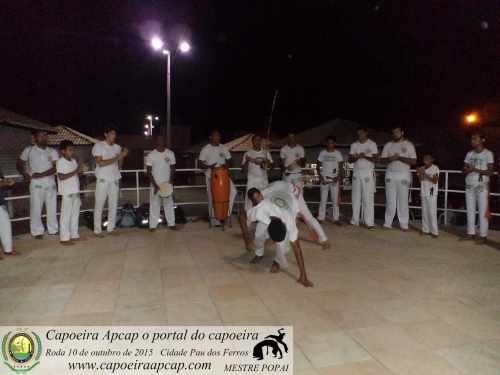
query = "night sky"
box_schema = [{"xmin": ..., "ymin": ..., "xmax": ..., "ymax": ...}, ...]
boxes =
[{"xmin": 1, "ymin": 0, "xmax": 499, "ymax": 141}]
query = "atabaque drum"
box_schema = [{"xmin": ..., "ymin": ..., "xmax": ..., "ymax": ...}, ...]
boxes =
[
  {"xmin": 210, "ymin": 168, "xmax": 230, "ymax": 221},
  {"xmin": 158, "ymin": 182, "xmax": 174, "ymax": 198}
]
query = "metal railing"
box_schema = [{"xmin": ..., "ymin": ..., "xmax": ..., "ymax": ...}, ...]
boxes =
[{"xmin": 4, "ymin": 168, "xmax": 499, "ymax": 225}]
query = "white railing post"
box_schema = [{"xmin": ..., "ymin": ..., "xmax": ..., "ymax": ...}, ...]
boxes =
[
  {"xmin": 444, "ymin": 171, "xmax": 449, "ymax": 226},
  {"xmin": 136, "ymin": 171, "xmax": 140, "ymax": 207}
]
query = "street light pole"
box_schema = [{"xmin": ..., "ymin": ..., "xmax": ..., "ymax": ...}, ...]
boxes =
[{"xmin": 166, "ymin": 50, "xmax": 171, "ymax": 149}]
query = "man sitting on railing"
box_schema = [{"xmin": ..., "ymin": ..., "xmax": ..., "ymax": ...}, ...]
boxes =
[{"xmin": 238, "ymin": 189, "xmax": 313, "ymax": 287}]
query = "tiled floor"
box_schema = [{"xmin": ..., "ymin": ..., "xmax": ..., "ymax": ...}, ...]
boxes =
[{"xmin": 1, "ymin": 219, "xmax": 500, "ymax": 374}]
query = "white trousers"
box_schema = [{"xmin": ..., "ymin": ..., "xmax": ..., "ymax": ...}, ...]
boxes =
[
  {"xmin": 29, "ymin": 178, "xmax": 58, "ymax": 236},
  {"xmin": 384, "ymin": 171, "xmax": 411, "ymax": 229},
  {"xmin": 60, "ymin": 194, "xmax": 81, "ymax": 241},
  {"xmin": 149, "ymin": 185, "xmax": 175, "ymax": 228},
  {"xmin": 350, "ymin": 170, "xmax": 375, "ymax": 226},
  {"xmin": 296, "ymin": 192, "xmax": 328, "ymax": 243},
  {"xmin": 465, "ymin": 181, "xmax": 489, "ymax": 237},
  {"xmin": 0, "ymin": 205, "xmax": 13, "ymax": 253},
  {"xmin": 94, "ymin": 178, "xmax": 119, "ymax": 234},
  {"xmin": 318, "ymin": 182, "xmax": 339, "ymax": 221},
  {"xmin": 283, "ymin": 172, "xmax": 303, "ymax": 189},
  {"xmin": 254, "ymin": 221, "xmax": 290, "ymax": 267},
  {"xmin": 421, "ymin": 195, "xmax": 438, "ymax": 235},
  {"xmin": 245, "ymin": 176, "xmax": 267, "ymax": 211},
  {"xmin": 206, "ymin": 175, "xmax": 237, "ymax": 226}
]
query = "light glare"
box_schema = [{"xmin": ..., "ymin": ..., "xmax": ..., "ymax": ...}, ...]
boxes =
[
  {"xmin": 162, "ymin": 50, "xmax": 169, "ymax": 55},
  {"xmin": 151, "ymin": 38, "xmax": 163, "ymax": 50},
  {"xmin": 180, "ymin": 42, "xmax": 190, "ymax": 52}
]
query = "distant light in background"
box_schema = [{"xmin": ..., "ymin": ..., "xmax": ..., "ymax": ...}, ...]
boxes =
[
  {"xmin": 151, "ymin": 38, "xmax": 163, "ymax": 50},
  {"xmin": 180, "ymin": 42, "xmax": 190, "ymax": 52},
  {"xmin": 162, "ymin": 50, "xmax": 169, "ymax": 55},
  {"xmin": 465, "ymin": 113, "xmax": 479, "ymax": 124},
  {"xmin": 481, "ymin": 21, "xmax": 488, "ymax": 29}
]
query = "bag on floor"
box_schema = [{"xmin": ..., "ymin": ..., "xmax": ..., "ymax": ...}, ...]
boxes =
[
  {"xmin": 119, "ymin": 202, "xmax": 136, "ymax": 228},
  {"xmin": 175, "ymin": 206, "xmax": 187, "ymax": 224}
]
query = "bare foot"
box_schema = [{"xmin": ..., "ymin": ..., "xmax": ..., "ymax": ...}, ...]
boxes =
[
  {"xmin": 94, "ymin": 233, "xmax": 106, "ymax": 238},
  {"xmin": 149, "ymin": 228, "xmax": 156, "ymax": 233},
  {"xmin": 60, "ymin": 241, "xmax": 76, "ymax": 246},
  {"xmin": 431, "ymin": 234, "xmax": 438, "ymax": 238},
  {"xmin": 264, "ymin": 238, "xmax": 275, "ymax": 246},
  {"xmin": 476, "ymin": 237, "xmax": 487, "ymax": 245},
  {"xmin": 269, "ymin": 261, "xmax": 280, "ymax": 274},
  {"xmin": 321, "ymin": 241, "xmax": 331, "ymax": 251},
  {"xmin": 3, "ymin": 250, "xmax": 21, "ymax": 256},
  {"xmin": 249, "ymin": 255, "xmax": 264, "ymax": 264},
  {"xmin": 459, "ymin": 235, "xmax": 475, "ymax": 242},
  {"xmin": 107, "ymin": 231, "xmax": 119, "ymax": 236},
  {"xmin": 168, "ymin": 226, "xmax": 179, "ymax": 231},
  {"xmin": 334, "ymin": 221, "xmax": 342, "ymax": 227},
  {"xmin": 297, "ymin": 276, "xmax": 314, "ymax": 287},
  {"xmin": 71, "ymin": 237, "xmax": 87, "ymax": 241},
  {"xmin": 420, "ymin": 232, "xmax": 429, "ymax": 236}
]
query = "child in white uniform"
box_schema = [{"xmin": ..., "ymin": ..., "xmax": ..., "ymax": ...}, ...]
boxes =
[
  {"xmin": 417, "ymin": 153, "xmax": 439, "ymax": 238},
  {"xmin": 57, "ymin": 140, "xmax": 89, "ymax": 245}
]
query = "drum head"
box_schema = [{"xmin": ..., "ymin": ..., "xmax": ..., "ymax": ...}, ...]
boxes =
[{"xmin": 158, "ymin": 182, "xmax": 173, "ymax": 198}]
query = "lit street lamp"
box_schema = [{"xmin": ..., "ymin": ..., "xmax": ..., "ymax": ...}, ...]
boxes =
[
  {"xmin": 145, "ymin": 115, "xmax": 159, "ymax": 136},
  {"xmin": 465, "ymin": 113, "xmax": 479, "ymax": 125},
  {"xmin": 151, "ymin": 37, "xmax": 190, "ymax": 149}
]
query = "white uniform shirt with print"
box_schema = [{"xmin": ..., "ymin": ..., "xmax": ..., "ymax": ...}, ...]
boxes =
[
  {"xmin": 280, "ymin": 145, "xmax": 305, "ymax": 173},
  {"xmin": 92, "ymin": 141, "xmax": 122, "ymax": 180},
  {"xmin": 261, "ymin": 180, "xmax": 296, "ymax": 197},
  {"xmin": 381, "ymin": 140, "xmax": 417, "ymax": 173},
  {"xmin": 464, "ymin": 149, "xmax": 494, "ymax": 183},
  {"xmin": 56, "ymin": 158, "xmax": 80, "ymax": 195},
  {"xmin": 20, "ymin": 145, "xmax": 59, "ymax": 181},
  {"xmin": 198, "ymin": 144, "xmax": 232, "ymax": 177},
  {"xmin": 246, "ymin": 190, "xmax": 300, "ymax": 242},
  {"xmin": 420, "ymin": 165, "xmax": 439, "ymax": 197},
  {"xmin": 349, "ymin": 140, "xmax": 378, "ymax": 171},
  {"xmin": 242, "ymin": 149, "xmax": 273, "ymax": 178},
  {"xmin": 318, "ymin": 150, "xmax": 343, "ymax": 178},
  {"xmin": 146, "ymin": 149, "xmax": 176, "ymax": 184}
]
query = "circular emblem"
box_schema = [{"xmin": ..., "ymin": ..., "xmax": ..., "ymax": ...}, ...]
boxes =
[
  {"xmin": 219, "ymin": 152, "xmax": 224, "ymax": 157},
  {"xmin": 401, "ymin": 180, "xmax": 407, "ymax": 185},
  {"xmin": 365, "ymin": 148, "xmax": 370, "ymax": 153},
  {"xmin": 272, "ymin": 196, "xmax": 289, "ymax": 209},
  {"xmin": 295, "ymin": 153, "xmax": 300, "ymax": 158},
  {"xmin": 401, "ymin": 148, "xmax": 407, "ymax": 154},
  {"xmin": 364, "ymin": 177, "xmax": 370, "ymax": 182},
  {"xmin": 165, "ymin": 157, "xmax": 170, "ymax": 163},
  {"xmin": 47, "ymin": 155, "xmax": 52, "ymax": 161},
  {"xmin": 475, "ymin": 185, "xmax": 484, "ymax": 193},
  {"xmin": 8, "ymin": 333, "xmax": 35, "ymax": 364}
]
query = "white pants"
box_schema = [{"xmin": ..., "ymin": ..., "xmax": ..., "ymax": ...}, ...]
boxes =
[
  {"xmin": 149, "ymin": 185, "xmax": 175, "ymax": 228},
  {"xmin": 465, "ymin": 181, "xmax": 489, "ymax": 237},
  {"xmin": 254, "ymin": 222, "xmax": 290, "ymax": 267},
  {"xmin": 350, "ymin": 170, "xmax": 375, "ymax": 226},
  {"xmin": 384, "ymin": 171, "xmax": 411, "ymax": 229},
  {"xmin": 29, "ymin": 178, "xmax": 59, "ymax": 236},
  {"xmin": 318, "ymin": 182, "xmax": 339, "ymax": 221},
  {"xmin": 206, "ymin": 175, "xmax": 237, "ymax": 226},
  {"xmin": 283, "ymin": 172, "xmax": 303, "ymax": 189},
  {"xmin": 94, "ymin": 178, "xmax": 119, "ymax": 234},
  {"xmin": 60, "ymin": 194, "xmax": 81, "ymax": 241},
  {"xmin": 245, "ymin": 176, "xmax": 267, "ymax": 211},
  {"xmin": 0, "ymin": 205, "xmax": 13, "ymax": 253},
  {"xmin": 296, "ymin": 192, "xmax": 327, "ymax": 243},
  {"xmin": 421, "ymin": 195, "xmax": 438, "ymax": 235}
]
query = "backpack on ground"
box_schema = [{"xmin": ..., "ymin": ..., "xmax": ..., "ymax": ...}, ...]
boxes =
[{"xmin": 119, "ymin": 202, "xmax": 137, "ymax": 228}]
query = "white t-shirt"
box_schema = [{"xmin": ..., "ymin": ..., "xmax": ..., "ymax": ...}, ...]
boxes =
[
  {"xmin": 198, "ymin": 144, "xmax": 232, "ymax": 177},
  {"xmin": 56, "ymin": 158, "xmax": 80, "ymax": 195},
  {"xmin": 318, "ymin": 149, "xmax": 343, "ymax": 178},
  {"xmin": 146, "ymin": 148, "xmax": 176, "ymax": 184},
  {"xmin": 464, "ymin": 149, "xmax": 494, "ymax": 183},
  {"xmin": 92, "ymin": 141, "xmax": 122, "ymax": 180},
  {"xmin": 19, "ymin": 145, "xmax": 59, "ymax": 181},
  {"xmin": 261, "ymin": 180, "xmax": 296, "ymax": 197},
  {"xmin": 381, "ymin": 140, "xmax": 417, "ymax": 173},
  {"xmin": 280, "ymin": 145, "xmax": 305, "ymax": 173},
  {"xmin": 242, "ymin": 149, "xmax": 274, "ymax": 178},
  {"xmin": 349, "ymin": 140, "xmax": 378, "ymax": 171},
  {"xmin": 420, "ymin": 165, "xmax": 439, "ymax": 197},
  {"xmin": 246, "ymin": 190, "xmax": 299, "ymax": 242}
]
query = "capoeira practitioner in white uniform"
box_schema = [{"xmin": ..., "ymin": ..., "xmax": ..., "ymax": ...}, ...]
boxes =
[
  {"xmin": 459, "ymin": 132, "xmax": 494, "ymax": 245},
  {"xmin": 242, "ymin": 135, "xmax": 274, "ymax": 211},
  {"xmin": 197, "ymin": 129, "xmax": 237, "ymax": 227},
  {"xmin": 146, "ymin": 134, "xmax": 178, "ymax": 232},
  {"xmin": 248, "ymin": 181, "xmax": 331, "ymax": 250},
  {"xmin": 92, "ymin": 124, "xmax": 129, "ymax": 237},
  {"xmin": 239, "ymin": 189, "xmax": 313, "ymax": 287},
  {"xmin": 17, "ymin": 130, "xmax": 59, "ymax": 239},
  {"xmin": 0, "ymin": 168, "xmax": 20, "ymax": 258},
  {"xmin": 417, "ymin": 152, "xmax": 440, "ymax": 238},
  {"xmin": 380, "ymin": 126, "xmax": 417, "ymax": 231},
  {"xmin": 316, "ymin": 135, "xmax": 343, "ymax": 226},
  {"xmin": 348, "ymin": 126, "xmax": 379, "ymax": 230},
  {"xmin": 279, "ymin": 131, "xmax": 305, "ymax": 189}
]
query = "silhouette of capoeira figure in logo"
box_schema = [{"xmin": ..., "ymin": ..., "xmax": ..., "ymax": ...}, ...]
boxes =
[{"xmin": 253, "ymin": 328, "xmax": 288, "ymax": 360}]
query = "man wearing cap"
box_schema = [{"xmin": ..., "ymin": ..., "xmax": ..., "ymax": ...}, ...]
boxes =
[
  {"xmin": 17, "ymin": 130, "xmax": 60, "ymax": 239},
  {"xmin": 147, "ymin": 134, "xmax": 178, "ymax": 232},
  {"xmin": 279, "ymin": 131, "xmax": 306, "ymax": 189}
]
